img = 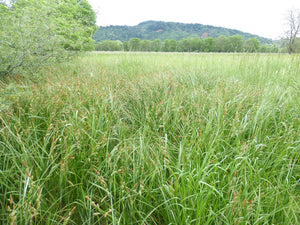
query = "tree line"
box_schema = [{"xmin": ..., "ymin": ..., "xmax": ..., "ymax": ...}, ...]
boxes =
[{"xmin": 95, "ymin": 36, "xmax": 280, "ymax": 53}]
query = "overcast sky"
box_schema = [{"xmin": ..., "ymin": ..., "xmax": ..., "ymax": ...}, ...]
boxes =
[{"xmin": 87, "ymin": 0, "xmax": 300, "ymax": 40}]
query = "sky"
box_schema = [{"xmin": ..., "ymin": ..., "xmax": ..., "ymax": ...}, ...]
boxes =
[{"xmin": 87, "ymin": 0, "xmax": 300, "ymax": 40}]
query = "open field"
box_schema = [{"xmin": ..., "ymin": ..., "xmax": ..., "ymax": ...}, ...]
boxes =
[{"xmin": 1, "ymin": 53, "xmax": 299, "ymax": 224}]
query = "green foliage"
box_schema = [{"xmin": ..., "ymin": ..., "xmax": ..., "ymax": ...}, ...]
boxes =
[
  {"xmin": 202, "ymin": 37, "xmax": 215, "ymax": 52},
  {"xmin": 93, "ymin": 20, "xmax": 273, "ymax": 45},
  {"xmin": 0, "ymin": 53, "xmax": 299, "ymax": 224},
  {"xmin": 95, "ymin": 40, "xmax": 123, "ymax": 51},
  {"xmin": 140, "ymin": 40, "xmax": 152, "ymax": 51},
  {"xmin": 0, "ymin": 0, "xmax": 64, "ymax": 75},
  {"xmin": 55, "ymin": 0, "xmax": 97, "ymax": 51},
  {"xmin": 129, "ymin": 38, "xmax": 141, "ymax": 51},
  {"xmin": 215, "ymin": 35, "xmax": 228, "ymax": 52},
  {"xmin": 151, "ymin": 39, "xmax": 162, "ymax": 52},
  {"xmin": 163, "ymin": 39, "xmax": 177, "ymax": 52},
  {"xmin": 123, "ymin": 41, "xmax": 129, "ymax": 51},
  {"xmin": 245, "ymin": 38, "xmax": 260, "ymax": 52},
  {"xmin": 0, "ymin": 0, "xmax": 96, "ymax": 76},
  {"xmin": 281, "ymin": 38, "xmax": 300, "ymax": 53},
  {"xmin": 295, "ymin": 38, "xmax": 300, "ymax": 52},
  {"xmin": 95, "ymin": 36, "xmax": 279, "ymax": 53},
  {"xmin": 229, "ymin": 35, "xmax": 244, "ymax": 52}
]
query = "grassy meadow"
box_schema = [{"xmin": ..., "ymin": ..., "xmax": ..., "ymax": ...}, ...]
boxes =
[{"xmin": 0, "ymin": 52, "xmax": 299, "ymax": 224}]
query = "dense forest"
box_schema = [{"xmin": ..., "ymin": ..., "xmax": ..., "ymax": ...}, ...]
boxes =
[{"xmin": 93, "ymin": 20, "xmax": 273, "ymax": 44}]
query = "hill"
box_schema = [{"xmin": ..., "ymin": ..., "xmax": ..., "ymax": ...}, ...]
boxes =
[{"xmin": 93, "ymin": 20, "xmax": 273, "ymax": 44}]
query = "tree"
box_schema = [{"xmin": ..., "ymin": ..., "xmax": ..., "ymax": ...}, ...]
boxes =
[
  {"xmin": 285, "ymin": 9, "xmax": 300, "ymax": 54},
  {"xmin": 95, "ymin": 41, "xmax": 122, "ymax": 51},
  {"xmin": 163, "ymin": 39, "xmax": 177, "ymax": 52},
  {"xmin": 0, "ymin": 0, "xmax": 63, "ymax": 75},
  {"xmin": 214, "ymin": 35, "xmax": 228, "ymax": 52},
  {"xmin": 202, "ymin": 37, "xmax": 215, "ymax": 52},
  {"xmin": 163, "ymin": 39, "xmax": 171, "ymax": 52},
  {"xmin": 245, "ymin": 38, "xmax": 260, "ymax": 52},
  {"xmin": 189, "ymin": 37, "xmax": 202, "ymax": 52},
  {"xmin": 228, "ymin": 35, "xmax": 244, "ymax": 52},
  {"xmin": 140, "ymin": 40, "xmax": 152, "ymax": 51},
  {"xmin": 56, "ymin": 0, "xmax": 97, "ymax": 51},
  {"xmin": 129, "ymin": 38, "xmax": 141, "ymax": 51},
  {"xmin": 178, "ymin": 38, "xmax": 191, "ymax": 52},
  {"xmin": 151, "ymin": 39, "xmax": 162, "ymax": 52},
  {"xmin": 123, "ymin": 41, "xmax": 129, "ymax": 51},
  {"xmin": 169, "ymin": 39, "xmax": 178, "ymax": 52},
  {"xmin": 0, "ymin": 0, "xmax": 96, "ymax": 76}
]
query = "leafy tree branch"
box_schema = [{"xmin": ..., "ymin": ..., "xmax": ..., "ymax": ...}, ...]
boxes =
[{"xmin": 0, "ymin": 0, "xmax": 96, "ymax": 76}]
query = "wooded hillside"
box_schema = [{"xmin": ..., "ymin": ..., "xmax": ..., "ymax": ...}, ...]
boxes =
[{"xmin": 93, "ymin": 20, "xmax": 273, "ymax": 44}]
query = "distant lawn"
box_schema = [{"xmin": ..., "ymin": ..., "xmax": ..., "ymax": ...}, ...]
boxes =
[{"xmin": 1, "ymin": 53, "xmax": 299, "ymax": 224}]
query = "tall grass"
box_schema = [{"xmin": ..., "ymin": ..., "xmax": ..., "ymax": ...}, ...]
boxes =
[{"xmin": 1, "ymin": 53, "xmax": 299, "ymax": 224}]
